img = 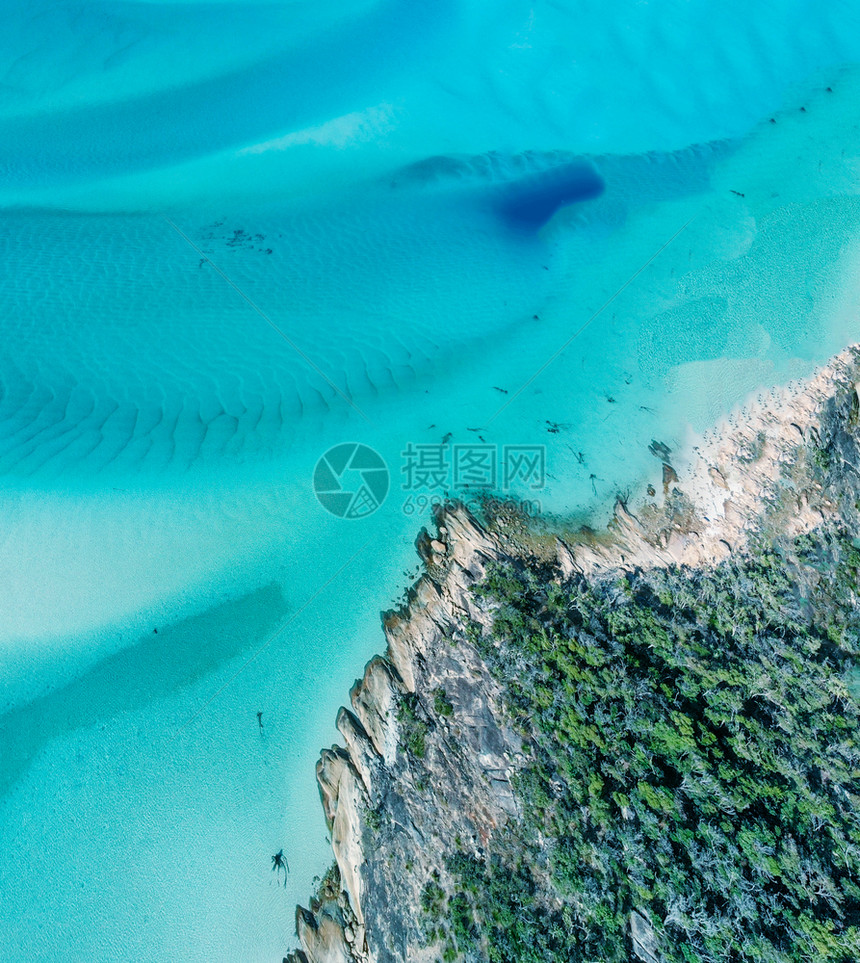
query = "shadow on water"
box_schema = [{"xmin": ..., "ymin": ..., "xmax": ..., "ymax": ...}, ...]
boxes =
[{"xmin": 0, "ymin": 581, "xmax": 288, "ymax": 795}]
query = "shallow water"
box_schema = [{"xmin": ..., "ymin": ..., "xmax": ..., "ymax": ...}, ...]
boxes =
[{"xmin": 3, "ymin": 1, "xmax": 860, "ymax": 960}]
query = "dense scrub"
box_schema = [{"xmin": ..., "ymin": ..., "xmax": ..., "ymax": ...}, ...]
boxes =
[{"xmin": 428, "ymin": 526, "xmax": 860, "ymax": 962}]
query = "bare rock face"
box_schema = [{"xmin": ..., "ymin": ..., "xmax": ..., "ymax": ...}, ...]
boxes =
[
  {"xmin": 287, "ymin": 505, "xmax": 521, "ymax": 963},
  {"xmin": 567, "ymin": 346, "xmax": 860, "ymax": 576},
  {"xmin": 314, "ymin": 749, "xmax": 369, "ymax": 942},
  {"xmin": 631, "ymin": 910, "xmax": 660, "ymax": 963},
  {"xmin": 349, "ymin": 657, "xmax": 401, "ymax": 768},
  {"xmin": 295, "ymin": 904, "xmax": 352, "ymax": 963}
]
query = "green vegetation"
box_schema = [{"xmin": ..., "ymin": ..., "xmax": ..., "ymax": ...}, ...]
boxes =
[
  {"xmin": 398, "ymin": 691, "xmax": 429, "ymax": 759},
  {"xmin": 365, "ymin": 804, "xmax": 384, "ymax": 832},
  {"xmin": 434, "ymin": 687, "xmax": 455, "ymax": 717},
  {"xmin": 429, "ymin": 525, "xmax": 860, "ymax": 962}
]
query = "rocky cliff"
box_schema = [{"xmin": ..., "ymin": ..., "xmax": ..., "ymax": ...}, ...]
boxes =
[
  {"xmin": 287, "ymin": 345, "xmax": 860, "ymax": 963},
  {"xmin": 286, "ymin": 505, "xmax": 525, "ymax": 963}
]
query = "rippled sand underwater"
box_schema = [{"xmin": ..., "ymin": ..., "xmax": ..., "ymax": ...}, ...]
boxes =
[{"xmin": 3, "ymin": 1, "xmax": 860, "ymax": 959}]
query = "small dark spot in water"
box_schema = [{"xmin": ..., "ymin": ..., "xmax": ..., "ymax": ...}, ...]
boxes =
[
  {"xmin": 769, "ymin": 117, "xmax": 776, "ymax": 123},
  {"xmin": 826, "ymin": 86, "xmax": 833, "ymax": 92},
  {"xmin": 800, "ymin": 106, "xmax": 807, "ymax": 112},
  {"xmin": 546, "ymin": 419, "xmax": 571, "ymax": 433},
  {"xmin": 729, "ymin": 190, "xmax": 745, "ymax": 197},
  {"xmin": 493, "ymin": 386, "xmax": 508, "ymax": 394},
  {"xmin": 533, "ymin": 314, "xmax": 540, "ymax": 320},
  {"xmin": 153, "ymin": 628, "xmax": 158, "ymax": 634}
]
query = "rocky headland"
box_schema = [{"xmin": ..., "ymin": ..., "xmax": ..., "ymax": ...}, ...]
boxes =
[{"xmin": 287, "ymin": 346, "xmax": 860, "ymax": 963}]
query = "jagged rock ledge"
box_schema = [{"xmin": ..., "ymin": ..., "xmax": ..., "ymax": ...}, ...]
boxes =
[
  {"xmin": 287, "ymin": 345, "xmax": 860, "ymax": 963},
  {"xmin": 286, "ymin": 504, "xmax": 523, "ymax": 963}
]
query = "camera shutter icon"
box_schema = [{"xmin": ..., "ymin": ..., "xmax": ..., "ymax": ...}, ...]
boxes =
[{"xmin": 314, "ymin": 443, "xmax": 389, "ymax": 518}]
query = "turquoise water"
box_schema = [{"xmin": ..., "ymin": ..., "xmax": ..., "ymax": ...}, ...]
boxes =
[{"xmin": 3, "ymin": 1, "xmax": 860, "ymax": 959}]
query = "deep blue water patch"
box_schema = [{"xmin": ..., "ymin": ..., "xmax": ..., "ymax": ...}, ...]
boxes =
[{"xmin": 495, "ymin": 161, "xmax": 605, "ymax": 230}]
